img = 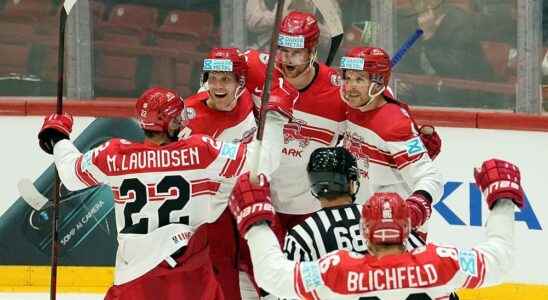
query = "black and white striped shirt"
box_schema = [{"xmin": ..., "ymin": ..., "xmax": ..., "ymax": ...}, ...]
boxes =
[{"xmin": 283, "ymin": 204, "xmax": 427, "ymax": 262}]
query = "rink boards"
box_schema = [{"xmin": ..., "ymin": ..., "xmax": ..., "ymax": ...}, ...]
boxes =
[{"xmin": 0, "ymin": 112, "xmax": 547, "ymax": 299}]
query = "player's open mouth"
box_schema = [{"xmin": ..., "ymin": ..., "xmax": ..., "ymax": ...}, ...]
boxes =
[
  {"xmin": 214, "ymin": 92, "xmax": 228, "ymax": 99},
  {"xmin": 285, "ymin": 65, "xmax": 296, "ymax": 72}
]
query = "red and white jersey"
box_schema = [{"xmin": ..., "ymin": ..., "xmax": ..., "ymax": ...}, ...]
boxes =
[
  {"xmin": 245, "ymin": 49, "xmax": 347, "ymax": 214},
  {"xmin": 181, "ymin": 90, "xmax": 258, "ymax": 144},
  {"xmin": 53, "ymin": 136, "xmax": 247, "ymax": 284},
  {"xmin": 344, "ymin": 102, "xmax": 443, "ymax": 205},
  {"xmin": 245, "ymin": 200, "xmax": 516, "ymax": 300}
]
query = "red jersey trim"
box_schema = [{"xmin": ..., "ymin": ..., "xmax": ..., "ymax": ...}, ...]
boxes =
[{"xmin": 75, "ymin": 156, "xmax": 99, "ymax": 187}]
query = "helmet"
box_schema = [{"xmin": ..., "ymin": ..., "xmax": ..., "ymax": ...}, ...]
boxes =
[
  {"xmin": 278, "ymin": 11, "xmax": 320, "ymax": 50},
  {"xmin": 340, "ymin": 47, "xmax": 391, "ymax": 87},
  {"xmin": 362, "ymin": 192, "xmax": 410, "ymax": 245},
  {"xmin": 307, "ymin": 147, "xmax": 359, "ymax": 199},
  {"xmin": 135, "ymin": 87, "xmax": 184, "ymax": 132},
  {"xmin": 202, "ymin": 47, "xmax": 247, "ymax": 86}
]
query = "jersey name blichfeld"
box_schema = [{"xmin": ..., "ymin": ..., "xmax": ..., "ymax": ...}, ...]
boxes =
[
  {"xmin": 106, "ymin": 147, "xmax": 201, "ymax": 172},
  {"xmin": 347, "ymin": 263, "xmax": 438, "ymax": 292}
]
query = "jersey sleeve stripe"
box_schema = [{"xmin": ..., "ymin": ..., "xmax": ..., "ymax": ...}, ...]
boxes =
[
  {"xmin": 396, "ymin": 152, "xmax": 425, "ymax": 170},
  {"xmin": 463, "ymin": 249, "xmax": 487, "ymax": 288},
  {"xmin": 75, "ymin": 156, "xmax": 99, "ymax": 187},
  {"xmin": 219, "ymin": 143, "xmax": 247, "ymax": 178}
]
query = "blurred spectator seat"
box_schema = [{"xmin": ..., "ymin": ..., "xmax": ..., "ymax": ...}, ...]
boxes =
[
  {"xmin": 1, "ymin": 0, "xmax": 53, "ymax": 18},
  {"xmin": 0, "ymin": 42, "xmax": 31, "ymax": 75},
  {"xmin": 94, "ymin": 4, "xmax": 158, "ymax": 95},
  {"xmin": 150, "ymin": 10, "xmax": 213, "ymax": 96},
  {"xmin": 480, "ymin": 41, "xmax": 512, "ymax": 81}
]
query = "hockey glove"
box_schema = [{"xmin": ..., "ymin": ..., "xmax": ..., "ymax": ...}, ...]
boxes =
[
  {"xmin": 474, "ymin": 158, "xmax": 524, "ymax": 209},
  {"xmin": 419, "ymin": 125, "xmax": 441, "ymax": 160},
  {"xmin": 406, "ymin": 192, "xmax": 432, "ymax": 228},
  {"xmin": 263, "ymin": 77, "xmax": 298, "ymax": 120},
  {"xmin": 38, "ymin": 113, "xmax": 73, "ymax": 154},
  {"xmin": 229, "ymin": 172, "xmax": 276, "ymax": 237}
]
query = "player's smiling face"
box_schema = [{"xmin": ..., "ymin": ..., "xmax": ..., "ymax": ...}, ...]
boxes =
[
  {"xmin": 343, "ymin": 70, "xmax": 372, "ymax": 107},
  {"xmin": 277, "ymin": 46, "xmax": 311, "ymax": 78},
  {"xmin": 207, "ymin": 71, "xmax": 239, "ymax": 111}
]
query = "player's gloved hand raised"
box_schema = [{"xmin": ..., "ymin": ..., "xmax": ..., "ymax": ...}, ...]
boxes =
[
  {"xmin": 38, "ymin": 113, "xmax": 73, "ymax": 154},
  {"xmin": 263, "ymin": 77, "xmax": 298, "ymax": 120},
  {"xmin": 406, "ymin": 192, "xmax": 432, "ymax": 228},
  {"xmin": 229, "ymin": 172, "xmax": 276, "ymax": 237},
  {"xmin": 474, "ymin": 158, "xmax": 524, "ymax": 209},
  {"xmin": 419, "ymin": 125, "xmax": 441, "ymax": 160}
]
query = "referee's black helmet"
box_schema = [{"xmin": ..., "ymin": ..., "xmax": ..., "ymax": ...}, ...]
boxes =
[{"xmin": 307, "ymin": 147, "xmax": 359, "ymax": 200}]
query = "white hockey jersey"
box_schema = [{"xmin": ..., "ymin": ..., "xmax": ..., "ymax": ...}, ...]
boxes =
[
  {"xmin": 245, "ymin": 49, "xmax": 347, "ymax": 214},
  {"xmin": 343, "ymin": 102, "xmax": 444, "ymax": 204},
  {"xmin": 246, "ymin": 199, "xmax": 516, "ymax": 300},
  {"xmin": 53, "ymin": 135, "xmax": 247, "ymax": 284}
]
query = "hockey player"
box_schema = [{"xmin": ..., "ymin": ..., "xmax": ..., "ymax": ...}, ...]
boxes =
[
  {"xmin": 339, "ymin": 47, "xmax": 443, "ymax": 241},
  {"xmin": 229, "ymin": 158, "xmax": 524, "ymax": 299},
  {"xmin": 183, "ymin": 47, "xmax": 297, "ymax": 299},
  {"xmin": 37, "ymin": 86, "xmax": 293, "ymax": 300},
  {"xmin": 284, "ymin": 147, "xmax": 427, "ymax": 263},
  {"xmin": 244, "ymin": 11, "xmax": 347, "ymax": 232},
  {"xmin": 181, "ymin": 47, "xmax": 258, "ymax": 143}
]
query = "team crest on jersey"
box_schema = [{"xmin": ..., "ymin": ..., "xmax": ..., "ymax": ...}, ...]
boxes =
[
  {"xmin": 259, "ymin": 53, "xmax": 269, "ymax": 65},
  {"xmin": 300, "ymin": 262, "xmax": 324, "ymax": 292},
  {"xmin": 283, "ymin": 118, "xmax": 310, "ymax": 147},
  {"xmin": 458, "ymin": 250, "xmax": 478, "ymax": 276},
  {"xmin": 182, "ymin": 107, "xmax": 196, "ymax": 122},
  {"xmin": 220, "ymin": 142, "xmax": 238, "ymax": 160},
  {"xmin": 330, "ymin": 73, "xmax": 342, "ymax": 87},
  {"xmin": 405, "ymin": 137, "xmax": 427, "ymax": 156},
  {"xmin": 342, "ymin": 132, "xmax": 370, "ymax": 178}
]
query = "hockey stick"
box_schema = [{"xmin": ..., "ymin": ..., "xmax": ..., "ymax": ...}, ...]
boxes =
[
  {"xmin": 50, "ymin": 1, "xmax": 78, "ymax": 299},
  {"xmin": 390, "ymin": 29, "xmax": 423, "ymax": 68},
  {"xmin": 18, "ymin": 178, "xmax": 49, "ymax": 211},
  {"xmin": 256, "ymin": 0, "xmax": 285, "ymax": 141},
  {"xmin": 310, "ymin": 0, "xmax": 344, "ymax": 66}
]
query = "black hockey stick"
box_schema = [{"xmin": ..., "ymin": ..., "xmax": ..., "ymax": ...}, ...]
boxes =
[
  {"xmin": 256, "ymin": 0, "xmax": 286, "ymax": 141},
  {"xmin": 310, "ymin": 0, "xmax": 344, "ymax": 66},
  {"xmin": 51, "ymin": 1, "xmax": 78, "ymax": 299}
]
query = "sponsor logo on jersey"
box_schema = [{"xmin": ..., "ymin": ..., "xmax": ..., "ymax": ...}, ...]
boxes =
[
  {"xmin": 458, "ymin": 249, "xmax": 478, "ymax": 276},
  {"xmin": 405, "ymin": 137, "xmax": 427, "ymax": 156},
  {"xmin": 220, "ymin": 142, "xmax": 238, "ymax": 160},
  {"xmin": 81, "ymin": 151, "xmax": 94, "ymax": 171},
  {"xmin": 300, "ymin": 261, "xmax": 324, "ymax": 292}
]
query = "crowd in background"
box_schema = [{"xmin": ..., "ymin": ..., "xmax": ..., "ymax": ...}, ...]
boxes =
[{"xmin": 0, "ymin": 0, "xmax": 547, "ymax": 111}]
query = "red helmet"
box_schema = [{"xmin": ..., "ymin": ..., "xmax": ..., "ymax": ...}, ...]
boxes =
[
  {"xmin": 203, "ymin": 47, "xmax": 247, "ymax": 85},
  {"xmin": 362, "ymin": 192, "xmax": 410, "ymax": 245},
  {"xmin": 135, "ymin": 87, "xmax": 184, "ymax": 132},
  {"xmin": 278, "ymin": 11, "xmax": 320, "ymax": 50},
  {"xmin": 341, "ymin": 47, "xmax": 391, "ymax": 87}
]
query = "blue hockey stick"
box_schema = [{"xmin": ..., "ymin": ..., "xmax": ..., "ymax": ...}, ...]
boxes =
[{"xmin": 390, "ymin": 29, "xmax": 423, "ymax": 68}]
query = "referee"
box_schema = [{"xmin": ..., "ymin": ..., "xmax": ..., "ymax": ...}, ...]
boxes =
[
  {"xmin": 281, "ymin": 147, "xmax": 459, "ymax": 300},
  {"xmin": 283, "ymin": 147, "xmax": 426, "ymax": 261}
]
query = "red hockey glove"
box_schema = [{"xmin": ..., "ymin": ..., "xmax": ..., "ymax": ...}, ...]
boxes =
[
  {"xmin": 419, "ymin": 125, "xmax": 442, "ymax": 160},
  {"xmin": 229, "ymin": 172, "xmax": 276, "ymax": 236},
  {"xmin": 406, "ymin": 192, "xmax": 432, "ymax": 228},
  {"xmin": 474, "ymin": 158, "xmax": 524, "ymax": 209},
  {"xmin": 263, "ymin": 78, "xmax": 298, "ymax": 120},
  {"xmin": 38, "ymin": 113, "xmax": 73, "ymax": 154}
]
